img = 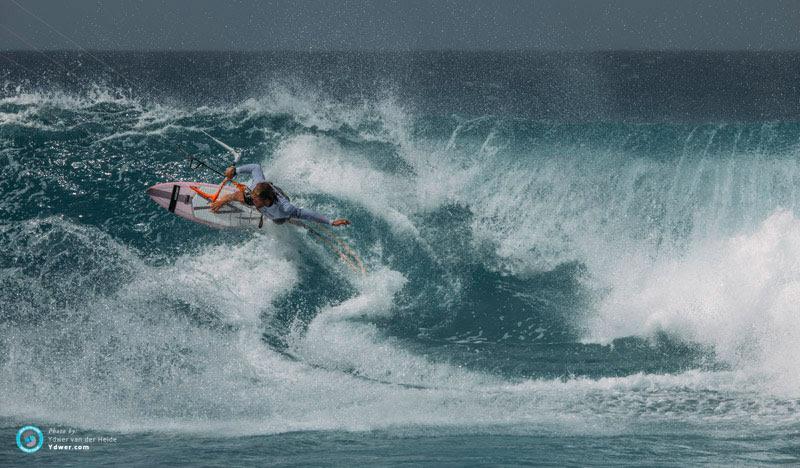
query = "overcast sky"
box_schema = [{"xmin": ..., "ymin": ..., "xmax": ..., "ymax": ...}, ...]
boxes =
[{"xmin": 1, "ymin": 0, "xmax": 798, "ymax": 51}]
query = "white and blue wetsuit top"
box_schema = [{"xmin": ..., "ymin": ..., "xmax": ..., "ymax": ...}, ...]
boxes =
[{"xmin": 236, "ymin": 163, "xmax": 332, "ymax": 225}]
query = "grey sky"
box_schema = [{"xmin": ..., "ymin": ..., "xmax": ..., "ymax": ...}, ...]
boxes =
[{"xmin": 1, "ymin": 0, "xmax": 798, "ymax": 51}]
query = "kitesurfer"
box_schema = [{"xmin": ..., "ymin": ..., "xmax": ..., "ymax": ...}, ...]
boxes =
[{"xmin": 209, "ymin": 164, "xmax": 350, "ymax": 227}]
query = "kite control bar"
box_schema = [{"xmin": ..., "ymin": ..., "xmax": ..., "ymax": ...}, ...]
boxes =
[{"xmin": 179, "ymin": 147, "xmax": 227, "ymax": 178}]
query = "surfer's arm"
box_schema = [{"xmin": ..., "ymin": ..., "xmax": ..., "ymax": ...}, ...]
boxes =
[
  {"xmin": 296, "ymin": 208, "xmax": 333, "ymax": 225},
  {"xmin": 286, "ymin": 205, "xmax": 349, "ymax": 226},
  {"xmin": 277, "ymin": 198, "xmax": 333, "ymax": 225},
  {"xmin": 209, "ymin": 190, "xmax": 245, "ymax": 213},
  {"xmin": 230, "ymin": 164, "xmax": 266, "ymax": 184}
]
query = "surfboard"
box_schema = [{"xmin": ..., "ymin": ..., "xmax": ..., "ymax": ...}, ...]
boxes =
[{"xmin": 146, "ymin": 181, "xmax": 265, "ymax": 229}]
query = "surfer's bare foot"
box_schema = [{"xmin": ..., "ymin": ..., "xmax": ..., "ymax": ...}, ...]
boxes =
[{"xmin": 332, "ymin": 219, "xmax": 351, "ymax": 227}]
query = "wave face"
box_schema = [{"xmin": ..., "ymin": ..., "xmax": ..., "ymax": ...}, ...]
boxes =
[{"xmin": 1, "ymin": 52, "xmax": 800, "ymax": 443}]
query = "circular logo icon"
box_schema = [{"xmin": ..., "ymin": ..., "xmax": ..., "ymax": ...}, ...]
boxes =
[{"xmin": 16, "ymin": 426, "xmax": 44, "ymax": 453}]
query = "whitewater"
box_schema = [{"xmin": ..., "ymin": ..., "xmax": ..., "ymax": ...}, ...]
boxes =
[{"xmin": 1, "ymin": 51, "xmax": 799, "ymax": 465}]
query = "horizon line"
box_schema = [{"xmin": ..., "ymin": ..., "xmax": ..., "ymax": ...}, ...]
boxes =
[{"xmin": 2, "ymin": 48, "xmax": 800, "ymax": 54}]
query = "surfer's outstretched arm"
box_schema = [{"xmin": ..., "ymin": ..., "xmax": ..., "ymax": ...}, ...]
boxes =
[
  {"xmin": 294, "ymin": 208, "xmax": 350, "ymax": 226},
  {"xmin": 277, "ymin": 197, "xmax": 331, "ymax": 224},
  {"xmin": 295, "ymin": 207, "xmax": 333, "ymax": 225},
  {"xmin": 278, "ymin": 198, "xmax": 350, "ymax": 226}
]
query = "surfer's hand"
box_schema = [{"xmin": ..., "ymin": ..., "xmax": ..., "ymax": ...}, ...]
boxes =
[
  {"xmin": 224, "ymin": 166, "xmax": 236, "ymax": 179},
  {"xmin": 331, "ymin": 219, "xmax": 351, "ymax": 227},
  {"xmin": 210, "ymin": 199, "xmax": 226, "ymax": 213}
]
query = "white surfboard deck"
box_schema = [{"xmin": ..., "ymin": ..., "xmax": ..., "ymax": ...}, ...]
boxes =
[{"xmin": 146, "ymin": 181, "xmax": 265, "ymax": 229}]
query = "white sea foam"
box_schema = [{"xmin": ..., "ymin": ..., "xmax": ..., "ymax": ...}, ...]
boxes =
[
  {"xmin": 1, "ymin": 218, "xmax": 795, "ymax": 436},
  {"xmin": 286, "ymin": 266, "xmax": 498, "ymax": 389},
  {"xmin": 268, "ymin": 134, "xmax": 420, "ymax": 234},
  {"xmin": 0, "ymin": 84, "xmax": 139, "ymax": 110},
  {"xmin": 231, "ymin": 82, "xmax": 411, "ymax": 145},
  {"xmin": 587, "ymin": 210, "xmax": 800, "ymax": 395}
]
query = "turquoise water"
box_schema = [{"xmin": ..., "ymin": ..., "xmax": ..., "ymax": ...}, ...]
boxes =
[{"xmin": 1, "ymin": 51, "xmax": 799, "ymax": 465}]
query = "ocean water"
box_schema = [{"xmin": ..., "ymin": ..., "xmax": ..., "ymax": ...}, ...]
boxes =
[{"xmin": 1, "ymin": 51, "xmax": 800, "ymax": 465}]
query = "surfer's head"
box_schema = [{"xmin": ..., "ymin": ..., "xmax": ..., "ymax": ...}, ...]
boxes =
[{"xmin": 252, "ymin": 182, "xmax": 276, "ymax": 207}]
